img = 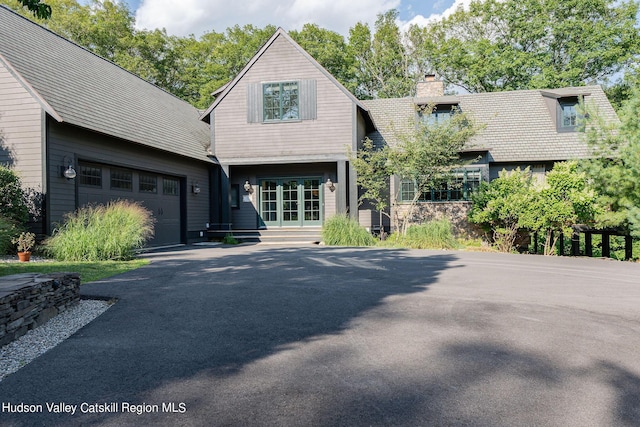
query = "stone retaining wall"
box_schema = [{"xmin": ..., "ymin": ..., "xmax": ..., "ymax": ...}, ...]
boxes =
[
  {"xmin": 393, "ymin": 201, "xmax": 484, "ymax": 238},
  {"xmin": 0, "ymin": 273, "xmax": 80, "ymax": 347}
]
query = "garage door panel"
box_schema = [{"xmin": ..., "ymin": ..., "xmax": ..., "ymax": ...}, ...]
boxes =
[{"xmin": 78, "ymin": 163, "xmax": 182, "ymax": 246}]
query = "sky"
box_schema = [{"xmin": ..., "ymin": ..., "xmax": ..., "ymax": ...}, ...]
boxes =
[{"xmin": 117, "ymin": 0, "xmax": 471, "ymax": 38}]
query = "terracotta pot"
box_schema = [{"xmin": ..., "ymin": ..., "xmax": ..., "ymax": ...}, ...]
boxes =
[{"xmin": 17, "ymin": 251, "xmax": 31, "ymax": 262}]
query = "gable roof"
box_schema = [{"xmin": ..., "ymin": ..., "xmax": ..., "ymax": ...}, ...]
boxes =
[
  {"xmin": 0, "ymin": 6, "xmax": 211, "ymax": 162},
  {"xmin": 199, "ymin": 27, "xmax": 370, "ymax": 123},
  {"xmin": 362, "ymin": 85, "xmax": 619, "ymax": 163}
]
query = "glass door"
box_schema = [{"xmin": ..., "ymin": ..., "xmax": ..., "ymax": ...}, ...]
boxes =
[{"xmin": 259, "ymin": 177, "xmax": 322, "ymax": 227}]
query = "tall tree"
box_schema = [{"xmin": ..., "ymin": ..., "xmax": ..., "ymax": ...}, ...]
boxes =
[
  {"xmin": 413, "ymin": 0, "xmax": 640, "ymax": 93},
  {"xmin": 583, "ymin": 84, "xmax": 640, "ymax": 238},
  {"xmin": 290, "ymin": 24, "xmax": 357, "ymax": 94},
  {"xmin": 16, "ymin": 0, "xmax": 51, "ymax": 18},
  {"xmin": 348, "ymin": 10, "xmax": 416, "ymax": 99}
]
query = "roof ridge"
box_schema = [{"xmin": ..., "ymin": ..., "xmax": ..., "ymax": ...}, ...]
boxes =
[{"xmin": 0, "ymin": 5, "xmax": 192, "ymax": 107}]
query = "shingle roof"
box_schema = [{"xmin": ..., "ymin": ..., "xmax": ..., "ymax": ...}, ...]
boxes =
[
  {"xmin": 362, "ymin": 86, "xmax": 619, "ymax": 163},
  {"xmin": 0, "ymin": 6, "xmax": 211, "ymax": 162}
]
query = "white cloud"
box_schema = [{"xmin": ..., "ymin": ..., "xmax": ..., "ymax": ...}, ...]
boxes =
[
  {"xmin": 400, "ymin": 0, "xmax": 473, "ymax": 30},
  {"xmin": 135, "ymin": 0, "xmax": 401, "ymax": 37}
]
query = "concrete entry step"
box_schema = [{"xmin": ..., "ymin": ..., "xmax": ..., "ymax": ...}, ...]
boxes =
[{"xmin": 208, "ymin": 227, "xmax": 322, "ymax": 244}]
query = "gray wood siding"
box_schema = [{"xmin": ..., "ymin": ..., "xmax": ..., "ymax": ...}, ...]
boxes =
[
  {"xmin": 0, "ymin": 62, "xmax": 43, "ymax": 189},
  {"xmin": 46, "ymin": 120, "xmax": 212, "ymax": 238},
  {"xmin": 214, "ymin": 35, "xmax": 355, "ymax": 161}
]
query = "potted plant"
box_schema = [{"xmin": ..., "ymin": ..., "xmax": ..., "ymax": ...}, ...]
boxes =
[{"xmin": 12, "ymin": 231, "xmax": 36, "ymax": 262}]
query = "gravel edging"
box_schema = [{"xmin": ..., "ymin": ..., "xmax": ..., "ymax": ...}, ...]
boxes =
[{"xmin": 0, "ymin": 299, "xmax": 112, "ymax": 382}]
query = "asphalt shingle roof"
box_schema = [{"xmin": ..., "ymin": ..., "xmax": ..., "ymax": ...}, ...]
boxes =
[
  {"xmin": 0, "ymin": 6, "xmax": 211, "ymax": 162},
  {"xmin": 362, "ymin": 86, "xmax": 619, "ymax": 163}
]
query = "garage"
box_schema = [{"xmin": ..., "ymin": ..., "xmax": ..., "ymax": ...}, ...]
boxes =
[{"xmin": 77, "ymin": 162, "xmax": 184, "ymax": 246}]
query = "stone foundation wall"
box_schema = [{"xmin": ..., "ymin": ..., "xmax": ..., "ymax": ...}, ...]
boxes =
[
  {"xmin": 393, "ymin": 202, "xmax": 483, "ymax": 238},
  {"xmin": 0, "ymin": 273, "xmax": 80, "ymax": 346}
]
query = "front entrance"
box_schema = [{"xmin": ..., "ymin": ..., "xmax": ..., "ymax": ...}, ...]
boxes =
[{"xmin": 259, "ymin": 178, "xmax": 322, "ymax": 227}]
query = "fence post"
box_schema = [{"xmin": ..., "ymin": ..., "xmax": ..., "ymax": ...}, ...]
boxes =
[
  {"xmin": 602, "ymin": 232, "xmax": 611, "ymax": 258},
  {"xmin": 625, "ymin": 235, "xmax": 633, "ymax": 261},
  {"xmin": 585, "ymin": 232, "xmax": 593, "ymax": 257},
  {"xmin": 571, "ymin": 230, "xmax": 580, "ymax": 256}
]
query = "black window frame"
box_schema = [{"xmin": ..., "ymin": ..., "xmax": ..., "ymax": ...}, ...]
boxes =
[
  {"xmin": 78, "ymin": 164, "xmax": 102, "ymax": 188},
  {"xmin": 139, "ymin": 173, "xmax": 157, "ymax": 193},
  {"xmin": 110, "ymin": 168, "xmax": 133, "ymax": 191},
  {"xmin": 163, "ymin": 177, "xmax": 180, "ymax": 196},
  {"xmin": 399, "ymin": 169, "xmax": 482, "ymax": 203}
]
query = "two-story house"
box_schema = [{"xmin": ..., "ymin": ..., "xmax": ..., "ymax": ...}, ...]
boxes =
[{"xmin": 0, "ymin": 5, "xmax": 620, "ymax": 244}]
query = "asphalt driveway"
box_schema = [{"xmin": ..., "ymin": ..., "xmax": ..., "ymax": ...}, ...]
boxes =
[{"xmin": 0, "ymin": 245, "xmax": 639, "ymax": 426}]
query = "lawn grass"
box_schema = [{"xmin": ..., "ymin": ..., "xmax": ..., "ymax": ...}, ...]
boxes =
[{"xmin": 0, "ymin": 259, "xmax": 149, "ymax": 283}]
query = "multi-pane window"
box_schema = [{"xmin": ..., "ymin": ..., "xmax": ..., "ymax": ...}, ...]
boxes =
[
  {"xmin": 79, "ymin": 165, "xmax": 102, "ymax": 187},
  {"xmin": 419, "ymin": 104, "xmax": 458, "ymax": 125},
  {"xmin": 110, "ymin": 168, "xmax": 132, "ymax": 191},
  {"xmin": 139, "ymin": 174, "xmax": 157, "ymax": 193},
  {"xmin": 263, "ymin": 82, "xmax": 299, "ymax": 121},
  {"xmin": 560, "ymin": 103, "xmax": 578, "ymax": 128},
  {"xmin": 163, "ymin": 177, "xmax": 179, "ymax": 196},
  {"xmin": 400, "ymin": 170, "xmax": 482, "ymax": 202}
]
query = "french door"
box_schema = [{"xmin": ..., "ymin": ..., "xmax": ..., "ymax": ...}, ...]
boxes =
[{"xmin": 259, "ymin": 178, "xmax": 322, "ymax": 227}]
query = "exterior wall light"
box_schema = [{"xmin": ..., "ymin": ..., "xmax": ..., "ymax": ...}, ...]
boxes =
[
  {"xmin": 60, "ymin": 162, "xmax": 76, "ymax": 180},
  {"xmin": 192, "ymin": 182, "xmax": 201, "ymax": 194},
  {"xmin": 326, "ymin": 178, "xmax": 335, "ymax": 192},
  {"xmin": 243, "ymin": 180, "xmax": 254, "ymax": 194}
]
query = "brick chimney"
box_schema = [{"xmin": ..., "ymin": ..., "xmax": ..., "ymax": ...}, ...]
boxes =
[{"xmin": 416, "ymin": 74, "xmax": 444, "ymax": 97}]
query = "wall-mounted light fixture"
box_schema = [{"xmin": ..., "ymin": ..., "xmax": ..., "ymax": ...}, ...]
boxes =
[
  {"xmin": 326, "ymin": 178, "xmax": 336, "ymax": 192},
  {"xmin": 243, "ymin": 180, "xmax": 254, "ymax": 194},
  {"xmin": 192, "ymin": 182, "xmax": 201, "ymax": 194},
  {"xmin": 60, "ymin": 157, "xmax": 76, "ymax": 180}
]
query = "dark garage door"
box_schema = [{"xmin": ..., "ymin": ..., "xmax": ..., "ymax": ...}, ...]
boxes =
[{"xmin": 77, "ymin": 163, "xmax": 182, "ymax": 246}]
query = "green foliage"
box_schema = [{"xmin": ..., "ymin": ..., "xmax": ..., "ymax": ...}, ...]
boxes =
[
  {"xmin": 389, "ymin": 219, "xmax": 458, "ymax": 250},
  {"xmin": 412, "ymin": 0, "xmax": 640, "ymax": 93},
  {"xmin": 583, "ymin": 83, "xmax": 640, "ymax": 238},
  {"xmin": 16, "ymin": 0, "xmax": 51, "ymax": 19},
  {"xmin": 45, "ymin": 200, "xmax": 154, "ymax": 261},
  {"xmin": 348, "ymin": 10, "xmax": 420, "ymax": 99},
  {"xmin": 321, "ymin": 215, "xmax": 376, "ymax": 247},
  {"xmin": 0, "ymin": 216, "xmax": 19, "ymax": 255},
  {"xmin": 350, "ymin": 137, "xmax": 391, "ymax": 227},
  {"xmin": 469, "ymin": 168, "xmax": 535, "ymax": 252},
  {"xmin": 521, "ymin": 162, "xmax": 599, "ymax": 255},
  {"xmin": 391, "ymin": 107, "xmax": 480, "ymax": 234},
  {"xmin": 0, "ymin": 165, "xmax": 29, "ymax": 226},
  {"xmin": 222, "ymin": 233, "xmax": 239, "ymax": 245}
]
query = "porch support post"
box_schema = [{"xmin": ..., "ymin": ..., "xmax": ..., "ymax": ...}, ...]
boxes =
[
  {"xmin": 348, "ymin": 161, "xmax": 358, "ymax": 221},
  {"xmin": 336, "ymin": 160, "xmax": 347, "ymax": 215},
  {"xmin": 571, "ymin": 229, "xmax": 580, "ymax": 256},
  {"xmin": 220, "ymin": 164, "xmax": 231, "ymax": 226}
]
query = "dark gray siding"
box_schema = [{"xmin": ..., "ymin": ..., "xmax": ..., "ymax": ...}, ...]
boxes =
[{"xmin": 46, "ymin": 120, "xmax": 212, "ymax": 242}]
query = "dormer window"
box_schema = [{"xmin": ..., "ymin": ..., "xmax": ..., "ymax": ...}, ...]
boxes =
[
  {"xmin": 419, "ymin": 104, "xmax": 458, "ymax": 125},
  {"xmin": 558, "ymin": 96, "xmax": 580, "ymax": 131}
]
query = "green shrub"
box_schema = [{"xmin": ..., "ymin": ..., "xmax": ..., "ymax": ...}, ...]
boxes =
[
  {"xmin": 45, "ymin": 200, "xmax": 154, "ymax": 261},
  {"xmin": 222, "ymin": 233, "xmax": 239, "ymax": 244},
  {"xmin": 0, "ymin": 215, "xmax": 19, "ymax": 255},
  {"xmin": 0, "ymin": 165, "xmax": 28, "ymax": 225},
  {"xmin": 322, "ymin": 215, "xmax": 376, "ymax": 247},
  {"xmin": 395, "ymin": 219, "xmax": 458, "ymax": 249}
]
